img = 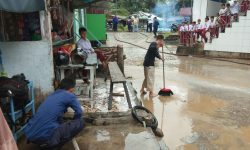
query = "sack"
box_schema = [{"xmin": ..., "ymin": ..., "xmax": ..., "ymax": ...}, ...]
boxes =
[
  {"xmin": 0, "ymin": 73, "xmax": 30, "ymax": 111},
  {"xmin": 54, "ymin": 52, "xmax": 70, "ymax": 66},
  {"xmin": 71, "ymin": 49, "xmax": 88, "ymax": 64}
]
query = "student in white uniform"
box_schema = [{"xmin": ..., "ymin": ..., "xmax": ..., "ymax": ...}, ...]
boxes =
[
  {"xmin": 219, "ymin": 3, "xmax": 227, "ymax": 32},
  {"xmin": 191, "ymin": 21, "xmax": 197, "ymax": 44},
  {"xmin": 179, "ymin": 22, "xmax": 185, "ymax": 45},
  {"xmin": 196, "ymin": 19, "xmax": 203, "ymax": 41},
  {"xmin": 202, "ymin": 17, "xmax": 210, "ymax": 43},
  {"xmin": 231, "ymin": 0, "xmax": 240, "ymax": 21}
]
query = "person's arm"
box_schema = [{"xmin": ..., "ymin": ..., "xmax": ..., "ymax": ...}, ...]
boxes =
[
  {"xmin": 68, "ymin": 95, "xmax": 83, "ymax": 119},
  {"xmin": 87, "ymin": 39, "xmax": 95, "ymax": 53},
  {"xmin": 151, "ymin": 44, "xmax": 162, "ymax": 60},
  {"xmin": 77, "ymin": 40, "xmax": 82, "ymax": 49}
]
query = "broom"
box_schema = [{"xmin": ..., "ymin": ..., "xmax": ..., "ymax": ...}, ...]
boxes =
[{"xmin": 158, "ymin": 47, "xmax": 174, "ymax": 96}]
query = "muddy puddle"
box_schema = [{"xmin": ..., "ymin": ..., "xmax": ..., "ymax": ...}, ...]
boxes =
[
  {"xmin": 107, "ymin": 32, "xmax": 250, "ymax": 149},
  {"xmin": 125, "ymin": 53, "xmax": 250, "ymax": 149}
]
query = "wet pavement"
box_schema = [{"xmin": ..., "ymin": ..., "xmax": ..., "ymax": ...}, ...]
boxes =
[
  {"xmin": 108, "ymin": 32, "xmax": 250, "ymax": 149},
  {"xmin": 18, "ymin": 32, "xmax": 250, "ymax": 150}
]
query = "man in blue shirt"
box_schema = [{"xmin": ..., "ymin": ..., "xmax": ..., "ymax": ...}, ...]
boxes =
[
  {"xmin": 153, "ymin": 17, "xmax": 160, "ymax": 38},
  {"xmin": 112, "ymin": 15, "xmax": 119, "ymax": 32},
  {"xmin": 24, "ymin": 78, "xmax": 83, "ymax": 148}
]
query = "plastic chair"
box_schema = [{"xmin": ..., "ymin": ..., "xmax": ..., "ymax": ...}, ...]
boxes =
[{"xmin": 7, "ymin": 81, "xmax": 35, "ymax": 140}]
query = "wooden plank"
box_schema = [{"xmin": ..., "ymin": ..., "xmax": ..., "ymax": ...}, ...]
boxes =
[
  {"xmin": 57, "ymin": 64, "xmax": 84, "ymax": 69},
  {"xmin": 108, "ymin": 62, "xmax": 126, "ymax": 83}
]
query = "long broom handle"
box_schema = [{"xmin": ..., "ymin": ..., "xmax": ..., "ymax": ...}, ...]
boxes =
[{"xmin": 162, "ymin": 47, "xmax": 166, "ymax": 89}]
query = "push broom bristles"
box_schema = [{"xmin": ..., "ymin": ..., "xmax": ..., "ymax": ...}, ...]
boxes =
[{"xmin": 158, "ymin": 88, "xmax": 174, "ymax": 96}]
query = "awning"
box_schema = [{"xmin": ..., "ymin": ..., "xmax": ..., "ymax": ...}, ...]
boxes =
[{"xmin": 0, "ymin": 0, "xmax": 45, "ymax": 12}]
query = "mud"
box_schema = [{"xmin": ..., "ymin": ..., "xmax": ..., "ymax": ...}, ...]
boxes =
[{"xmin": 117, "ymin": 32, "xmax": 250, "ymax": 149}]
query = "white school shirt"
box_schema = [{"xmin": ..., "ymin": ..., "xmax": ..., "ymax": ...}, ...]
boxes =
[
  {"xmin": 184, "ymin": 25, "xmax": 190, "ymax": 31},
  {"xmin": 179, "ymin": 26, "xmax": 185, "ymax": 32},
  {"xmin": 188, "ymin": 25, "xmax": 194, "ymax": 31},
  {"xmin": 231, "ymin": 2, "xmax": 240, "ymax": 14},
  {"xmin": 196, "ymin": 23, "xmax": 203, "ymax": 30},
  {"xmin": 210, "ymin": 20, "xmax": 216, "ymax": 28},
  {"xmin": 77, "ymin": 38, "xmax": 94, "ymax": 54},
  {"xmin": 203, "ymin": 21, "xmax": 210, "ymax": 31},
  {"xmin": 219, "ymin": 8, "xmax": 227, "ymax": 16},
  {"xmin": 148, "ymin": 17, "xmax": 153, "ymax": 24},
  {"xmin": 192, "ymin": 24, "xmax": 197, "ymax": 31}
]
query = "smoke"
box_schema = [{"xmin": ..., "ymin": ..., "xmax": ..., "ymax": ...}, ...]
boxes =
[{"xmin": 152, "ymin": 0, "xmax": 182, "ymax": 31}]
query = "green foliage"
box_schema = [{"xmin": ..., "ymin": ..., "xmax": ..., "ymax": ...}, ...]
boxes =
[
  {"xmin": 111, "ymin": 8, "xmax": 130, "ymax": 16},
  {"xmin": 110, "ymin": 0, "xmax": 166, "ymax": 14}
]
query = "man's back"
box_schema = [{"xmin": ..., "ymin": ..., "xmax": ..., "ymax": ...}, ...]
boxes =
[
  {"xmin": 24, "ymin": 89, "xmax": 82, "ymax": 142},
  {"xmin": 143, "ymin": 42, "xmax": 161, "ymax": 67}
]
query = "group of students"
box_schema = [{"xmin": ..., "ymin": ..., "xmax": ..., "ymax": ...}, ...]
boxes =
[
  {"xmin": 179, "ymin": 0, "xmax": 249, "ymax": 46},
  {"xmin": 179, "ymin": 16, "xmax": 218, "ymax": 45}
]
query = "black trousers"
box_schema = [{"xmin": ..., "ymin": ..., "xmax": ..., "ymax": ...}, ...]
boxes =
[
  {"xmin": 153, "ymin": 27, "xmax": 158, "ymax": 37},
  {"xmin": 33, "ymin": 119, "xmax": 84, "ymax": 148},
  {"xmin": 147, "ymin": 23, "xmax": 152, "ymax": 32}
]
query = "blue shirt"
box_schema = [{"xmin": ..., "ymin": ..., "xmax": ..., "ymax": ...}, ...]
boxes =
[{"xmin": 24, "ymin": 89, "xmax": 83, "ymax": 141}]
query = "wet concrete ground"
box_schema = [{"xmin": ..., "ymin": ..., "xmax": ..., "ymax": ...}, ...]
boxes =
[
  {"xmin": 18, "ymin": 32, "xmax": 250, "ymax": 150},
  {"xmin": 108, "ymin": 32, "xmax": 250, "ymax": 149}
]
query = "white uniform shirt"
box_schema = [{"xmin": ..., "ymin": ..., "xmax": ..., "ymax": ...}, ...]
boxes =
[
  {"xmin": 184, "ymin": 25, "xmax": 191, "ymax": 31},
  {"xmin": 188, "ymin": 25, "xmax": 194, "ymax": 31},
  {"xmin": 231, "ymin": 2, "xmax": 240, "ymax": 14},
  {"xmin": 179, "ymin": 25, "xmax": 185, "ymax": 32},
  {"xmin": 210, "ymin": 20, "xmax": 216, "ymax": 28},
  {"xmin": 77, "ymin": 38, "xmax": 94, "ymax": 54},
  {"xmin": 148, "ymin": 17, "xmax": 153, "ymax": 24},
  {"xmin": 203, "ymin": 21, "xmax": 211, "ymax": 31},
  {"xmin": 192, "ymin": 24, "xmax": 197, "ymax": 31},
  {"xmin": 219, "ymin": 8, "xmax": 227, "ymax": 16},
  {"xmin": 196, "ymin": 23, "xmax": 203, "ymax": 30}
]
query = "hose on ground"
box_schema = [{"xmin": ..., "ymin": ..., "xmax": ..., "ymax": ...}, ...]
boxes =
[{"xmin": 113, "ymin": 33, "xmax": 250, "ymax": 66}]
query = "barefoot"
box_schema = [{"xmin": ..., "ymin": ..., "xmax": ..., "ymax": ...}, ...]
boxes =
[{"xmin": 149, "ymin": 92, "xmax": 158, "ymax": 97}]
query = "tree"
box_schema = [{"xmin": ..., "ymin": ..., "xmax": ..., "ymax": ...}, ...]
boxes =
[{"xmin": 111, "ymin": 0, "xmax": 166, "ymax": 14}]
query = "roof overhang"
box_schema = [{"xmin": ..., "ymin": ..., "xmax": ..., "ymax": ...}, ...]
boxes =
[{"xmin": 0, "ymin": 0, "xmax": 45, "ymax": 12}]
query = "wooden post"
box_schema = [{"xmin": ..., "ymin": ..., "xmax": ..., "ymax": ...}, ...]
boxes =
[{"xmin": 117, "ymin": 45, "xmax": 124, "ymax": 74}]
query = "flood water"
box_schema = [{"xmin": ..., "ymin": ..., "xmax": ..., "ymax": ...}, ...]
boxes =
[{"xmin": 111, "ymin": 32, "xmax": 250, "ymax": 149}]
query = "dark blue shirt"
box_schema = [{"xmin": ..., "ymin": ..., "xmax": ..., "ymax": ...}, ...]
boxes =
[
  {"xmin": 112, "ymin": 17, "xmax": 119, "ymax": 24},
  {"xmin": 24, "ymin": 89, "xmax": 83, "ymax": 142}
]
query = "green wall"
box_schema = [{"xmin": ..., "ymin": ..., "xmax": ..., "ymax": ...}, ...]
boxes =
[{"xmin": 85, "ymin": 14, "xmax": 106, "ymax": 41}]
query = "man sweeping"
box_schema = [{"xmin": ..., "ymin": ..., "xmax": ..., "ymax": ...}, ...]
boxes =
[{"xmin": 140, "ymin": 35, "xmax": 164, "ymax": 97}]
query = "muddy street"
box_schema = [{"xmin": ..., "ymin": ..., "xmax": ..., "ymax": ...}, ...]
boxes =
[{"xmin": 109, "ymin": 32, "xmax": 250, "ymax": 149}]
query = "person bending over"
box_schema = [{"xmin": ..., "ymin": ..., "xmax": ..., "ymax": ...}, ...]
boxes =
[{"xmin": 24, "ymin": 78, "xmax": 83, "ymax": 149}]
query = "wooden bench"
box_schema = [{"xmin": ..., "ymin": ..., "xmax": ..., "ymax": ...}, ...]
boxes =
[{"xmin": 108, "ymin": 62, "xmax": 132, "ymax": 110}]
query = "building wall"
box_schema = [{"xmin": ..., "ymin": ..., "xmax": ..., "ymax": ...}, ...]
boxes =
[
  {"xmin": 192, "ymin": 0, "xmax": 208, "ymax": 22},
  {"xmin": 192, "ymin": 0, "xmax": 222, "ymax": 22},
  {"xmin": 0, "ymin": 41, "xmax": 54, "ymax": 94},
  {"xmin": 206, "ymin": 0, "xmax": 222, "ymax": 17}
]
